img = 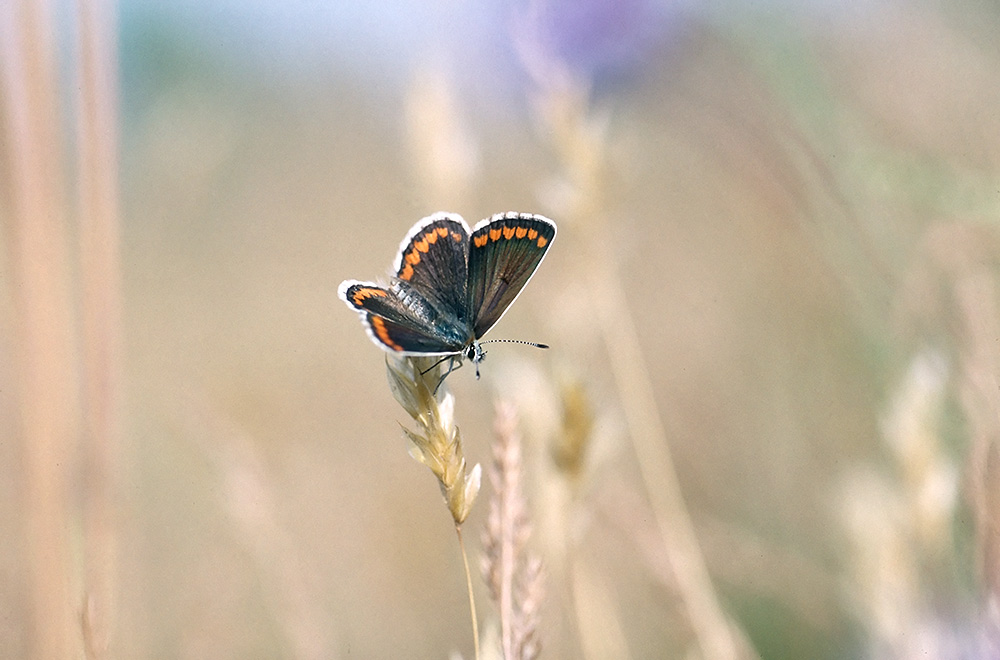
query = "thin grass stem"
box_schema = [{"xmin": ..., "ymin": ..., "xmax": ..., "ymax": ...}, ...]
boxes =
[
  {"xmin": 0, "ymin": 1, "xmax": 79, "ymax": 656},
  {"xmin": 456, "ymin": 524, "xmax": 481, "ymax": 660},
  {"xmin": 75, "ymin": 0, "xmax": 122, "ymax": 655},
  {"xmin": 590, "ymin": 258, "xmax": 742, "ymax": 659},
  {"xmin": 513, "ymin": 33, "xmax": 749, "ymax": 655}
]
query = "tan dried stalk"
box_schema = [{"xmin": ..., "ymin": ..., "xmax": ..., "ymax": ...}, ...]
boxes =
[
  {"xmin": 385, "ymin": 354, "xmax": 483, "ymax": 658},
  {"xmin": 481, "ymin": 402, "xmax": 544, "ymax": 660},
  {"xmin": 405, "ymin": 64, "xmax": 478, "ymax": 211},
  {"xmin": 0, "ymin": 2, "xmax": 80, "ymax": 657},
  {"xmin": 883, "ymin": 221, "xmax": 1000, "ymax": 653},
  {"xmin": 838, "ymin": 351, "xmax": 956, "ymax": 655},
  {"xmin": 193, "ymin": 406, "xmax": 336, "ymax": 660},
  {"xmin": 919, "ymin": 224, "xmax": 1000, "ymax": 643},
  {"xmin": 514, "ymin": 11, "xmax": 751, "ymax": 658},
  {"xmin": 75, "ymin": 0, "xmax": 122, "ymax": 656}
]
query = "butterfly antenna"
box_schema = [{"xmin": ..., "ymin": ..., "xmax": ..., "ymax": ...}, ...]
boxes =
[{"xmin": 478, "ymin": 339, "xmax": 549, "ymax": 350}]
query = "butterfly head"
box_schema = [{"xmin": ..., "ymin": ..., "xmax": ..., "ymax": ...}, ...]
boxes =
[{"xmin": 466, "ymin": 341, "xmax": 487, "ymax": 380}]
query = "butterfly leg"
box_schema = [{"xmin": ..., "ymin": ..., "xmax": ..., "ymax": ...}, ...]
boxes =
[
  {"xmin": 431, "ymin": 356, "xmax": 464, "ymax": 395},
  {"xmin": 421, "ymin": 355, "xmax": 453, "ymax": 376}
]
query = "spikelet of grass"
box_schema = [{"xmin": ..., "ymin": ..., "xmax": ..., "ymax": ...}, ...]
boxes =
[
  {"xmin": 925, "ymin": 224, "xmax": 1000, "ymax": 649},
  {"xmin": 404, "ymin": 63, "xmax": 479, "ymax": 211},
  {"xmin": 894, "ymin": 222, "xmax": 1000, "ymax": 651},
  {"xmin": 549, "ymin": 381, "xmax": 633, "ymax": 658},
  {"xmin": 550, "ymin": 379, "xmax": 593, "ymax": 485},
  {"xmin": 493, "ymin": 360, "xmax": 624, "ymax": 657},
  {"xmin": 385, "ymin": 354, "xmax": 483, "ymax": 658},
  {"xmin": 839, "ymin": 350, "xmax": 958, "ymax": 655},
  {"xmin": 481, "ymin": 401, "xmax": 544, "ymax": 660},
  {"xmin": 386, "ymin": 355, "xmax": 482, "ymax": 526}
]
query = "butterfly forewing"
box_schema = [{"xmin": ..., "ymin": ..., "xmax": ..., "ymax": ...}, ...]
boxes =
[
  {"xmin": 393, "ymin": 213, "xmax": 471, "ymax": 329},
  {"xmin": 467, "ymin": 213, "xmax": 556, "ymax": 338}
]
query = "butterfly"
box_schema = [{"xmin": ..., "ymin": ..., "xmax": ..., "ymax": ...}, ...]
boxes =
[{"xmin": 339, "ymin": 211, "xmax": 556, "ymax": 382}]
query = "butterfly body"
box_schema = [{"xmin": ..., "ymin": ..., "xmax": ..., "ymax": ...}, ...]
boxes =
[{"xmin": 339, "ymin": 211, "xmax": 556, "ymax": 377}]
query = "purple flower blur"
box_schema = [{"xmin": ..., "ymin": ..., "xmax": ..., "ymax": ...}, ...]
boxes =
[{"xmin": 517, "ymin": 0, "xmax": 680, "ymax": 85}]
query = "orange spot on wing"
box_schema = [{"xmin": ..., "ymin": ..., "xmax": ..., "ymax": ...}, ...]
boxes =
[
  {"xmin": 437, "ymin": 227, "xmax": 449, "ymax": 237},
  {"xmin": 405, "ymin": 250, "xmax": 421, "ymax": 265},
  {"xmin": 474, "ymin": 234, "xmax": 488, "ymax": 248},
  {"xmin": 352, "ymin": 287, "xmax": 388, "ymax": 305},
  {"xmin": 503, "ymin": 226, "xmax": 516, "ymax": 239},
  {"xmin": 451, "ymin": 231, "xmax": 462, "ymax": 241},
  {"xmin": 536, "ymin": 236, "xmax": 548, "ymax": 248},
  {"xmin": 371, "ymin": 316, "xmax": 403, "ymax": 351},
  {"xmin": 527, "ymin": 229, "xmax": 538, "ymax": 240},
  {"xmin": 425, "ymin": 230, "xmax": 439, "ymax": 244},
  {"xmin": 515, "ymin": 226, "xmax": 528, "ymax": 239},
  {"xmin": 400, "ymin": 263, "xmax": 414, "ymax": 280},
  {"xmin": 415, "ymin": 238, "xmax": 430, "ymax": 253},
  {"xmin": 489, "ymin": 228, "xmax": 502, "ymax": 242}
]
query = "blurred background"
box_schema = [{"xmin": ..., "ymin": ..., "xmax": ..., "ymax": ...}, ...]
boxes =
[{"xmin": 3, "ymin": 0, "xmax": 1000, "ymax": 657}]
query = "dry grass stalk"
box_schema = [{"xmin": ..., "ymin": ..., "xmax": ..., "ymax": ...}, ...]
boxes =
[
  {"xmin": 937, "ymin": 229, "xmax": 1000, "ymax": 647},
  {"xmin": 514, "ymin": 12, "xmax": 752, "ymax": 659},
  {"xmin": 481, "ymin": 401, "xmax": 544, "ymax": 660},
  {"xmin": 0, "ymin": 2, "xmax": 81, "ymax": 656},
  {"xmin": 401, "ymin": 55, "xmax": 496, "ymax": 660},
  {"xmin": 385, "ymin": 354, "xmax": 483, "ymax": 658},
  {"xmin": 497, "ymin": 364, "xmax": 624, "ymax": 658},
  {"xmin": 405, "ymin": 64, "xmax": 479, "ymax": 211},
  {"xmin": 192, "ymin": 404, "xmax": 336, "ymax": 660},
  {"xmin": 74, "ymin": 0, "xmax": 122, "ymax": 656},
  {"xmin": 839, "ymin": 350, "xmax": 959, "ymax": 655},
  {"xmin": 386, "ymin": 355, "xmax": 482, "ymax": 526},
  {"xmin": 548, "ymin": 379, "xmax": 631, "ymax": 658},
  {"xmin": 868, "ymin": 220, "xmax": 1000, "ymax": 655}
]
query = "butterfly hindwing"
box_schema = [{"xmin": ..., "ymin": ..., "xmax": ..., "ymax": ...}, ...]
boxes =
[
  {"xmin": 338, "ymin": 280, "xmax": 465, "ymax": 355},
  {"xmin": 467, "ymin": 212, "xmax": 556, "ymax": 338},
  {"xmin": 393, "ymin": 212, "xmax": 471, "ymax": 327}
]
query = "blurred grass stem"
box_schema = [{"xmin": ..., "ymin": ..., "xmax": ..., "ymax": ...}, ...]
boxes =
[
  {"xmin": 948, "ymin": 244, "xmax": 1000, "ymax": 624},
  {"xmin": 75, "ymin": 0, "xmax": 122, "ymax": 656},
  {"xmin": 481, "ymin": 402, "xmax": 544, "ymax": 660},
  {"xmin": 521, "ymin": 49, "xmax": 747, "ymax": 657},
  {"xmin": 0, "ymin": 0, "xmax": 79, "ymax": 656},
  {"xmin": 590, "ymin": 249, "xmax": 744, "ymax": 660},
  {"xmin": 385, "ymin": 355, "xmax": 482, "ymax": 658}
]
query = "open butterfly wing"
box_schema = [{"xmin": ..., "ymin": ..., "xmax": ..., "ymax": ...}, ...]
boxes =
[
  {"xmin": 467, "ymin": 213, "xmax": 556, "ymax": 338},
  {"xmin": 392, "ymin": 213, "xmax": 472, "ymax": 330}
]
